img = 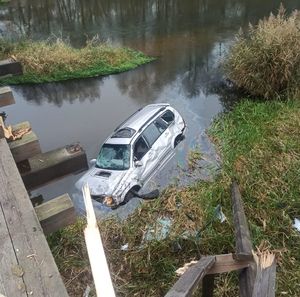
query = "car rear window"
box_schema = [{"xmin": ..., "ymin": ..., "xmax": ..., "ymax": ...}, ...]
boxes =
[{"xmin": 161, "ymin": 110, "xmax": 175, "ymax": 125}]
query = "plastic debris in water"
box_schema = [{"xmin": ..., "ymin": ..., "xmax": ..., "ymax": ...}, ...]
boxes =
[{"xmin": 293, "ymin": 218, "xmax": 300, "ymax": 232}]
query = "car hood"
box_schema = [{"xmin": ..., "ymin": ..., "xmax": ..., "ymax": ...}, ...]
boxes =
[{"xmin": 75, "ymin": 167, "xmax": 128, "ymax": 196}]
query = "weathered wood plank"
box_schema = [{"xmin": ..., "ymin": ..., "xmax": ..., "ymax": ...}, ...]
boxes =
[
  {"xmin": 207, "ymin": 253, "xmax": 251, "ymax": 275},
  {"xmin": 0, "ymin": 139, "xmax": 69, "ymax": 297},
  {"xmin": 0, "ymin": 59, "xmax": 22, "ymax": 77},
  {"xmin": 35, "ymin": 193, "xmax": 76, "ymax": 235},
  {"xmin": 231, "ymin": 181, "xmax": 253, "ymax": 259},
  {"xmin": 0, "ymin": 86, "xmax": 15, "ymax": 107},
  {"xmin": 252, "ymin": 253, "xmax": 276, "ymax": 297},
  {"xmin": 231, "ymin": 181, "xmax": 256, "ymax": 297},
  {"xmin": 20, "ymin": 143, "xmax": 88, "ymax": 190},
  {"xmin": 0, "ymin": 204, "xmax": 27, "ymax": 297},
  {"xmin": 9, "ymin": 121, "xmax": 41, "ymax": 162},
  {"xmin": 165, "ymin": 256, "xmax": 216, "ymax": 297}
]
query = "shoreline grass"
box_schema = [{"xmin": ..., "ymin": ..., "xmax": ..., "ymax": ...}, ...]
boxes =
[
  {"xmin": 0, "ymin": 38, "xmax": 154, "ymax": 84},
  {"xmin": 48, "ymin": 98, "xmax": 300, "ymax": 297}
]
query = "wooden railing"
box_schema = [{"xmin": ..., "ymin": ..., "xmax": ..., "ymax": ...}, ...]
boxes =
[{"xmin": 165, "ymin": 182, "xmax": 276, "ymax": 297}]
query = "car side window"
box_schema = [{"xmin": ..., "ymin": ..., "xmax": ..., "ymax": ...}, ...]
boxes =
[
  {"xmin": 134, "ymin": 136, "xmax": 149, "ymax": 161},
  {"xmin": 154, "ymin": 118, "xmax": 167, "ymax": 133},
  {"xmin": 142, "ymin": 122, "xmax": 161, "ymax": 147},
  {"xmin": 161, "ymin": 110, "xmax": 175, "ymax": 125}
]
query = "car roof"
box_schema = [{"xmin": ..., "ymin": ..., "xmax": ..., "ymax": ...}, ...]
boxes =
[{"xmin": 105, "ymin": 103, "xmax": 170, "ymax": 145}]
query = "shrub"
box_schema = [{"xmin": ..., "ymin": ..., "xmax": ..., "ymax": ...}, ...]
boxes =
[{"xmin": 224, "ymin": 5, "xmax": 300, "ymax": 99}]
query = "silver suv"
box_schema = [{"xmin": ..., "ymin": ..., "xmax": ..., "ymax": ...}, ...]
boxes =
[{"xmin": 75, "ymin": 103, "xmax": 186, "ymax": 207}]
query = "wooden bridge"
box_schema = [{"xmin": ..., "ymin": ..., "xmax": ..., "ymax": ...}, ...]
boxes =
[{"xmin": 0, "ymin": 59, "xmax": 88, "ymax": 297}]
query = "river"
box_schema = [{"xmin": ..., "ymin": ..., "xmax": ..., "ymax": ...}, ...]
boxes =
[{"xmin": 1, "ymin": 0, "xmax": 299, "ymax": 217}]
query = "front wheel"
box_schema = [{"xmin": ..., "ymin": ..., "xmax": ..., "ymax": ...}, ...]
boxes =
[{"xmin": 119, "ymin": 186, "xmax": 141, "ymax": 205}]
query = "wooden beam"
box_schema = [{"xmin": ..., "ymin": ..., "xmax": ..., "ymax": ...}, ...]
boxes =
[
  {"xmin": 20, "ymin": 143, "xmax": 88, "ymax": 190},
  {"xmin": 231, "ymin": 181, "xmax": 256, "ymax": 297},
  {"xmin": 165, "ymin": 256, "xmax": 216, "ymax": 297},
  {"xmin": 0, "ymin": 86, "xmax": 15, "ymax": 107},
  {"xmin": 8, "ymin": 121, "xmax": 41, "ymax": 163},
  {"xmin": 207, "ymin": 253, "xmax": 251, "ymax": 275},
  {"xmin": 231, "ymin": 181, "xmax": 253, "ymax": 260},
  {"xmin": 0, "ymin": 59, "xmax": 22, "ymax": 77},
  {"xmin": 35, "ymin": 194, "xmax": 76, "ymax": 235},
  {"xmin": 252, "ymin": 253, "xmax": 276, "ymax": 297},
  {"xmin": 0, "ymin": 139, "xmax": 69, "ymax": 296}
]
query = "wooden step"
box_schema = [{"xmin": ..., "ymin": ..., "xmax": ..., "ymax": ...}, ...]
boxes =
[
  {"xmin": 35, "ymin": 194, "xmax": 76, "ymax": 235},
  {"xmin": 8, "ymin": 121, "xmax": 41, "ymax": 163},
  {"xmin": 20, "ymin": 143, "xmax": 88, "ymax": 190},
  {"xmin": 0, "ymin": 86, "xmax": 15, "ymax": 107}
]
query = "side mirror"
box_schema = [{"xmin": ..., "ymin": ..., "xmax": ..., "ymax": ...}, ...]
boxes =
[
  {"xmin": 90, "ymin": 159, "xmax": 97, "ymax": 166},
  {"xmin": 134, "ymin": 160, "xmax": 143, "ymax": 167}
]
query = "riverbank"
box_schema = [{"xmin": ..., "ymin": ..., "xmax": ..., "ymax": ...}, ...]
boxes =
[
  {"xmin": 0, "ymin": 39, "xmax": 154, "ymax": 84},
  {"xmin": 48, "ymin": 98, "xmax": 300, "ymax": 296}
]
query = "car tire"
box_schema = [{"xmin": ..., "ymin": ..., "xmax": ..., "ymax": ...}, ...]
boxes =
[
  {"xmin": 120, "ymin": 186, "xmax": 141, "ymax": 205},
  {"xmin": 174, "ymin": 133, "xmax": 184, "ymax": 148}
]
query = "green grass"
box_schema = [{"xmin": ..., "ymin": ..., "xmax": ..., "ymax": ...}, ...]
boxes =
[
  {"xmin": 48, "ymin": 99, "xmax": 300, "ymax": 296},
  {"xmin": 0, "ymin": 38, "xmax": 154, "ymax": 84}
]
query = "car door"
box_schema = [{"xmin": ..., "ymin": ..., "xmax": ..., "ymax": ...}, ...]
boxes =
[{"xmin": 132, "ymin": 135, "xmax": 151, "ymax": 186}]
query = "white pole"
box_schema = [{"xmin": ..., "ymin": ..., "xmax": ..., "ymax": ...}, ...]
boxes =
[{"xmin": 82, "ymin": 183, "xmax": 116, "ymax": 297}]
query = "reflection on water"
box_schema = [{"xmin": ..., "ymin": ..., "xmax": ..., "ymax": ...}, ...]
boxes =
[{"xmin": 1, "ymin": 0, "xmax": 299, "ymax": 214}]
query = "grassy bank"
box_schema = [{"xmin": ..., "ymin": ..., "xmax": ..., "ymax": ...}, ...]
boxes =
[
  {"xmin": 0, "ymin": 39, "xmax": 154, "ymax": 84},
  {"xmin": 48, "ymin": 98, "xmax": 300, "ymax": 296}
]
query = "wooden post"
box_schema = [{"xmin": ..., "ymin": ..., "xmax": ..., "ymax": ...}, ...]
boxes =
[
  {"xmin": 165, "ymin": 256, "xmax": 216, "ymax": 297},
  {"xmin": 0, "ymin": 86, "xmax": 15, "ymax": 107},
  {"xmin": 0, "ymin": 59, "xmax": 22, "ymax": 77},
  {"xmin": 8, "ymin": 121, "xmax": 41, "ymax": 163},
  {"xmin": 20, "ymin": 143, "xmax": 88, "ymax": 190},
  {"xmin": 35, "ymin": 194, "xmax": 76, "ymax": 235},
  {"xmin": 231, "ymin": 181, "xmax": 256, "ymax": 297},
  {"xmin": 252, "ymin": 253, "xmax": 276, "ymax": 297}
]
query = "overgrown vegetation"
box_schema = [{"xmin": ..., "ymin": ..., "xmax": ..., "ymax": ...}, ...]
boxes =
[
  {"xmin": 0, "ymin": 38, "xmax": 153, "ymax": 84},
  {"xmin": 48, "ymin": 99, "xmax": 300, "ymax": 296},
  {"xmin": 224, "ymin": 6, "xmax": 300, "ymax": 99}
]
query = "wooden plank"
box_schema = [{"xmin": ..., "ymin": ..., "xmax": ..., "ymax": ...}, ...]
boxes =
[
  {"xmin": 165, "ymin": 256, "xmax": 216, "ymax": 297},
  {"xmin": 0, "ymin": 86, "xmax": 15, "ymax": 107},
  {"xmin": 202, "ymin": 274, "xmax": 215, "ymax": 297},
  {"xmin": 207, "ymin": 253, "xmax": 251, "ymax": 275},
  {"xmin": 35, "ymin": 194, "xmax": 76, "ymax": 235},
  {"xmin": 0, "ymin": 59, "xmax": 22, "ymax": 77},
  {"xmin": 231, "ymin": 181, "xmax": 256, "ymax": 297},
  {"xmin": 252, "ymin": 253, "xmax": 276, "ymax": 297},
  {"xmin": 231, "ymin": 181, "xmax": 253, "ymax": 259},
  {"xmin": 9, "ymin": 121, "xmax": 41, "ymax": 163},
  {"xmin": 0, "ymin": 204, "xmax": 27, "ymax": 297},
  {"xmin": 0, "ymin": 139, "xmax": 69, "ymax": 297},
  {"xmin": 20, "ymin": 143, "xmax": 88, "ymax": 190}
]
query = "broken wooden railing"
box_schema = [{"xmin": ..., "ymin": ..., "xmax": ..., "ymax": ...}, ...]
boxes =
[{"xmin": 165, "ymin": 181, "xmax": 276, "ymax": 297}]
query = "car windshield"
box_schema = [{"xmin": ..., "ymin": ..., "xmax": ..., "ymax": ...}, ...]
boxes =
[{"xmin": 96, "ymin": 144, "xmax": 130, "ymax": 170}]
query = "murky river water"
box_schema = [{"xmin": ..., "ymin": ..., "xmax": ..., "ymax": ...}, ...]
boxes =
[{"xmin": 1, "ymin": 0, "xmax": 299, "ymax": 217}]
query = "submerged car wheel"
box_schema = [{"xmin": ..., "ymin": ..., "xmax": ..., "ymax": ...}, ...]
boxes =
[
  {"xmin": 174, "ymin": 133, "xmax": 185, "ymax": 148},
  {"xmin": 120, "ymin": 186, "xmax": 141, "ymax": 205}
]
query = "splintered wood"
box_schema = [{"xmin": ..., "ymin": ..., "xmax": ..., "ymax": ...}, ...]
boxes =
[
  {"xmin": 0, "ymin": 116, "xmax": 31, "ymax": 141},
  {"xmin": 82, "ymin": 184, "xmax": 116, "ymax": 297}
]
